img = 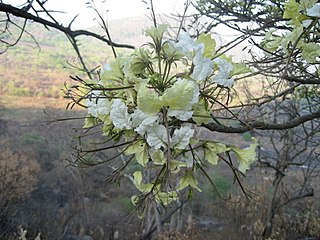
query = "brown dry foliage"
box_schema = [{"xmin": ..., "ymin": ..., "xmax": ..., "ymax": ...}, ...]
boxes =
[{"xmin": 0, "ymin": 139, "xmax": 40, "ymax": 207}]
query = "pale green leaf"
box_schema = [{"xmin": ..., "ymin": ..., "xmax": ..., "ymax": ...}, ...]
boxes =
[
  {"xmin": 169, "ymin": 160, "xmax": 187, "ymax": 173},
  {"xmin": 125, "ymin": 140, "xmax": 149, "ymax": 166},
  {"xmin": 262, "ymin": 30, "xmax": 283, "ymax": 52},
  {"xmin": 137, "ymin": 85, "xmax": 163, "ymax": 114},
  {"xmin": 151, "ymin": 149, "xmax": 166, "ymax": 165},
  {"xmin": 192, "ymin": 100, "xmax": 212, "ymax": 125},
  {"xmin": 155, "ymin": 191, "xmax": 179, "ymax": 205},
  {"xmin": 145, "ymin": 24, "xmax": 168, "ymax": 40},
  {"xmin": 130, "ymin": 48, "xmax": 152, "ymax": 75},
  {"xmin": 205, "ymin": 142, "xmax": 229, "ymax": 165},
  {"xmin": 283, "ymin": 0, "xmax": 299, "ymax": 19},
  {"xmin": 301, "ymin": 43, "xmax": 320, "ymax": 63},
  {"xmin": 300, "ymin": 0, "xmax": 318, "ymax": 12},
  {"xmin": 83, "ymin": 116, "xmax": 97, "ymax": 128},
  {"xmin": 101, "ymin": 58, "xmax": 124, "ymax": 82},
  {"xmin": 162, "ymin": 78, "xmax": 199, "ymax": 111},
  {"xmin": 231, "ymin": 63, "xmax": 251, "ymax": 76},
  {"xmin": 177, "ymin": 171, "xmax": 202, "ymax": 192},
  {"xmin": 231, "ymin": 137, "xmax": 258, "ymax": 174},
  {"xmin": 133, "ymin": 171, "xmax": 153, "ymax": 193},
  {"xmin": 196, "ymin": 33, "xmax": 216, "ymax": 58}
]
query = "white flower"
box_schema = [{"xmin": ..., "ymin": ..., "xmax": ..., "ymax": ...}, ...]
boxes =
[
  {"xmin": 173, "ymin": 32, "xmax": 214, "ymax": 82},
  {"xmin": 175, "ymin": 32, "xmax": 199, "ymax": 53},
  {"xmin": 171, "ymin": 125, "xmax": 194, "ymax": 150},
  {"xmin": 86, "ymin": 91, "xmax": 111, "ymax": 117},
  {"xmin": 110, "ymin": 99, "xmax": 133, "ymax": 130},
  {"xmin": 302, "ymin": 19, "xmax": 313, "ymax": 28},
  {"xmin": 168, "ymin": 110, "xmax": 193, "ymax": 121},
  {"xmin": 146, "ymin": 124, "xmax": 167, "ymax": 149},
  {"xmin": 131, "ymin": 109, "xmax": 159, "ymax": 135},
  {"xmin": 212, "ymin": 58, "xmax": 234, "ymax": 87},
  {"xmin": 306, "ymin": 3, "xmax": 320, "ymax": 18},
  {"xmin": 172, "ymin": 32, "xmax": 205, "ymax": 62},
  {"xmin": 214, "ymin": 78, "xmax": 235, "ymax": 88},
  {"xmin": 191, "ymin": 57, "xmax": 213, "ymax": 81}
]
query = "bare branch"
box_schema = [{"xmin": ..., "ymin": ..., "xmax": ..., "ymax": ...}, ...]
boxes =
[
  {"xmin": 0, "ymin": 3, "xmax": 135, "ymax": 49},
  {"xmin": 203, "ymin": 111, "xmax": 320, "ymax": 133}
]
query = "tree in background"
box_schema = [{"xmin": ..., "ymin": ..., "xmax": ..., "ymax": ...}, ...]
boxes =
[
  {"xmin": 195, "ymin": 0, "xmax": 320, "ymax": 237},
  {"xmin": 0, "ymin": 139, "xmax": 40, "ymax": 239}
]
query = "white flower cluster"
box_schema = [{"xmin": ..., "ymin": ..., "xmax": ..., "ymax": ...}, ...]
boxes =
[
  {"xmin": 81, "ymin": 26, "xmax": 257, "ymax": 205},
  {"xmin": 87, "ymin": 78, "xmax": 198, "ymax": 154},
  {"xmin": 172, "ymin": 32, "xmax": 235, "ymax": 87}
]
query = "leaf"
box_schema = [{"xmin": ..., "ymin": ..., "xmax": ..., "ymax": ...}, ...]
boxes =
[
  {"xmin": 145, "ymin": 24, "xmax": 168, "ymax": 41},
  {"xmin": 301, "ymin": 43, "xmax": 320, "ymax": 63},
  {"xmin": 196, "ymin": 33, "xmax": 216, "ymax": 58},
  {"xmin": 151, "ymin": 149, "xmax": 166, "ymax": 165},
  {"xmin": 155, "ymin": 191, "xmax": 178, "ymax": 205},
  {"xmin": 283, "ymin": 0, "xmax": 299, "ymax": 19},
  {"xmin": 262, "ymin": 30, "xmax": 283, "ymax": 52},
  {"xmin": 231, "ymin": 63, "xmax": 251, "ymax": 76},
  {"xmin": 83, "ymin": 116, "xmax": 97, "ymax": 128},
  {"xmin": 231, "ymin": 137, "xmax": 258, "ymax": 174},
  {"xmin": 205, "ymin": 142, "xmax": 229, "ymax": 165},
  {"xmin": 110, "ymin": 99, "xmax": 133, "ymax": 130},
  {"xmin": 124, "ymin": 140, "xmax": 149, "ymax": 166},
  {"xmin": 169, "ymin": 160, "xmax": 187, "ymax": 173},
  {"xmin": 130, "ymin": 48, "xmax": 152, "ymax": 75},
  {"xmin": 287, "ymin": 25, "xmax": 304, "ymax": 47},
  {"xmin": 184, "ymin": 154, "xmax": 194, "ymax": 168},
  {"xmin": 177, "ymin": 171, "xmax": 202, "ymax": 192},
  {"xmin": 146, "ymin": 124, "xmax": 167, "ymax": 149},
  {"xmin": 101, "ymin": 58, "xmax": 124, "ymax": 82},
  {"xmin": 171, "ymin": 126, "xmax": 194, "ymax": 150},
  {"xmin": 192, "ymin": 100, "xmax": 212, "ymax": 125},
  {"xmin": 137, "ymin": 85, "xmax": 162, "ymax": 114},
  {"xmin": 138, "ymin": 79, "xmax": 199, "ymax": 116},
  {"xmin": 162, "ymin": 78, "xmax": 199, "ymax": 111},
  {"xmin": 300, "ymin": 0, "xmax": 318, "ymax": 12},
  {"xmin": 133, "ymin": 171, "xmax": 153, "ymax": 193}
]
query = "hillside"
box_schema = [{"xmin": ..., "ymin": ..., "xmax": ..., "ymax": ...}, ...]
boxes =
[
  {"xmin": 0, "ymin": 14, "xmax": 247, "ymax": 98},
  {"xmin": 0, "ymin": 15, "xmax": 153, "ymax": 98}
]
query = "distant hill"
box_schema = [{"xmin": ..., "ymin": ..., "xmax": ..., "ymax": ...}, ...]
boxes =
[{"xmin": 0, "ymin": 14, "xmax": 249, "ymax": 98}]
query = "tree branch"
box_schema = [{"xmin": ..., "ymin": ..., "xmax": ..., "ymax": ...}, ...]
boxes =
[
  {"xmin": 0, "ymin": 3, "xmax": 135, "ymax": 49},
  {"xmin": 203, "ymin": 111, "xmax": 320, "ymax": 133}
]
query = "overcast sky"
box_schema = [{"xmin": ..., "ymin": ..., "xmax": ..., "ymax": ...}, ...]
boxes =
[{"xmin": 5, "ymin": 0, "xmax": 188, "ymax": 27}]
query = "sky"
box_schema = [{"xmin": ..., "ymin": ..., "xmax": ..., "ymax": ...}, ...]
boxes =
[{"xmin": 5, "ymin": 0, "xmax": 188, "ymax": 28}]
